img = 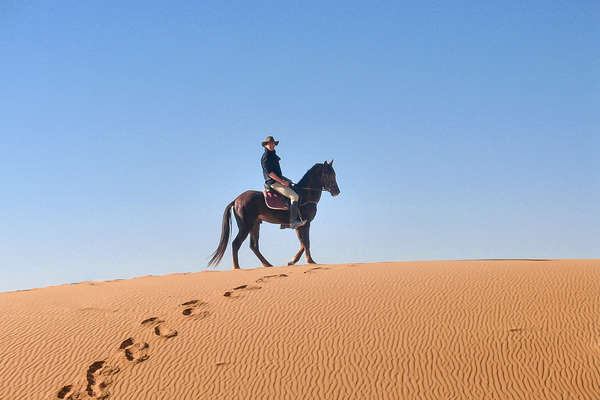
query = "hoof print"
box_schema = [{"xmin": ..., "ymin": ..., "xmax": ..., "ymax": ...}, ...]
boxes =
[
  {"xmin": 183, "ymin": 309, "xmax": 211, "ymax": 319},
  {"xmin": 225, "ymin": 284, "xmax": 261, "ymax": 298},
  {"xmin": 154, "ymin": 325, "xmax": 177, "ymax": 338},
  {"xmin": 256, "ymin": 274, "xmax": 288, "ymax": 283},
  {"xmin": 119, "ymin": 338, "xmax": 149, "ymax": 363},
  {"xmin": 141, "ymin": 317, "xmax": 163, "ymax": 326},
  {"xmin": 124, "ymin": 342, "xmax": 150, "ymax": 363},
  {"xmin": 238, "ymin": 284, "xmax": 261, "ymax": 290},
  {"xmin": 57, "ymin": 385, "xmax": 72, "ymax": 398},
  {"xmin": 234, "ymin": 284, "xmax": 261, "ymax": 291},
  {"xmin": 86, "ymin": 360, "xmax": 119, "ymax": 399},
  {"xmin": 181, "ymin": 300, "xmax": 209, "ymax": 319},
  {"xmin": 304, "ymin": 266, "xmax": 329, "ymax": 274},
  {"xmin": 57, "ymin": 385, "xmax": 80, "ymax": 399},
  {"xmin": 118, "ymin": 338, "xmax": 134, "ymax": 350}
]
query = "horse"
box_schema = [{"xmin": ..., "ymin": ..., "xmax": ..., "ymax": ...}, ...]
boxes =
[{"xmin": 208, "ymin": 160, "xmax": 340, "ymax": 269}]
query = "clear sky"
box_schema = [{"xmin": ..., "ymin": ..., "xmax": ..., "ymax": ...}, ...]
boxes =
[{"xmin": 1, "ymin": 1, "xmax": 598, "ymax": 292}]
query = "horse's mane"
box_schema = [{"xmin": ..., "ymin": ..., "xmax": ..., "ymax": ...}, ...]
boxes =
[{"xmin": 296, "ymin": 163, "xmax": 323, "ymax": 187}]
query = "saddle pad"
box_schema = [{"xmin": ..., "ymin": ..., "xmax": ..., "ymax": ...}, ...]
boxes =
[{"xmin": 263, "ymin": 190, "xmax": 289, "ymax": 210}]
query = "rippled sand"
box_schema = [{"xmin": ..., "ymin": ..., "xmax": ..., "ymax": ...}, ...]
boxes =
[{"xmin": 2, "ymin": 259, "xmax": 600, "ymax": 399}]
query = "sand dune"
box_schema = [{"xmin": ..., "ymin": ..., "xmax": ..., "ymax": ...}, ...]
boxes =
[{"xmin": 2, "ymin": 259, "xmax": 600, "ymax": 399}]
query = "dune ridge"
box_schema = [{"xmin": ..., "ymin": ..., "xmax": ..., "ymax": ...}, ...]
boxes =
[{"xmin": 2, "ymin": 259, "xmax": 600, "ymax": 399}]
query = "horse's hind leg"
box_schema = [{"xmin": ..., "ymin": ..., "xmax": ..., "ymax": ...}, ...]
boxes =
[
  {"xmin": 249, "ymin": 222, "xmax": 272, "ymax": 267},
  {"xmin": 231, "ymin": 212, "xmax": 250, "ymax": 269},
  {"xmin": 231, "ymin": 228, "xmax": 250, "ymax": 269}
]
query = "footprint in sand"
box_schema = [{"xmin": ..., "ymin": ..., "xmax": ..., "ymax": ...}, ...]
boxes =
[
  {"xmin": 57, "ymin": 360, "xmax": 119, "ymax": 399},
  {"xmin": 85, "ymin": 360, "xmax": 119, "ymax": 399},
  {"xmin": 118, "ymin": 337, "xmax": 134, "ymax": 350},
  {"xmin": 255, "ymin": 274, "xmax": 288, "ymax": 284},
  {"xmin": 181, "ymin": 300, "xmax": 211, "ymax": 320},
  {"xmin": 140, "ymin": 316, "xmax": 177, "ymax": 338},
  {"xmin": 304, "ymin": 266, "xmax": 329, "ymax": 274},
  {"xmin": 57, "ymin": 385, "xmax": 78, "ymax": 400},
  {"xmin": 224, "ymin": 284, "xmax": 262, "ymax": 298},
  {"xmin": 119, "ymin": 337, "xmax": 149, "ymax": 363},
  {"xmin": 56, "ymin": 333, "xmax": 154, "ymax": 398},
  {"xmin": 181, "ymin": 299, "xmax": 201, "ymax": 306},
  {"xmin": 140, "ymin": 316, "xmax": 164, "ymax": 326},
  {"xmin": 154, "ymin": 324, "xmax": 178, "ymax": 338}
]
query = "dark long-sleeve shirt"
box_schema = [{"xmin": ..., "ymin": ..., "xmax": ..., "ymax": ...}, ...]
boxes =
[{"xmin": 261, "ymin": 149, "xmax": 282, "ymax": 185}]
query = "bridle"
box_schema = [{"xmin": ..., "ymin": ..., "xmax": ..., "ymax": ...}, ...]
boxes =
[{"xmin": 293, "ymin": 168, "xmax": 336, "ymax": 207}]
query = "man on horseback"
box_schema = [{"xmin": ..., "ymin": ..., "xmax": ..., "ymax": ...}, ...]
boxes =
[
  {"xmin": 261, "ymin": 136, "xmax": 307, "ymax": 229},
  {"xmin": 207, "ymin": 142, "xmax": 339, "ymax": 269}
]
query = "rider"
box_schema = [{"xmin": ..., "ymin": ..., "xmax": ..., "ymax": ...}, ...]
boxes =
[{"xmin": 261, "ymin": 136, "xmax": 307, "ymax": 229}]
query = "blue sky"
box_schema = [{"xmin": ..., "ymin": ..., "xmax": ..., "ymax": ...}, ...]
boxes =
[{"xmin": 1, "ymin": 1, "xmax": 598, "ymax": 292}]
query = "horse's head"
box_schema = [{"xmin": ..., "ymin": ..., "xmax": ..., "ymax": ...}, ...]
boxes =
[{"xmin": 322, "ymin": 160, "xmax": 340, "ymax": 196}]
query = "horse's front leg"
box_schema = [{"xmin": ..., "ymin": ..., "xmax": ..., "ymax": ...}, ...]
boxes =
[
  {"xmin": 296, "ymin": 223, "xmax": 316, "ymax": 264},
  {"xmin": 288, "ymin": 228, "xmax": 305, "ymax": 266}
]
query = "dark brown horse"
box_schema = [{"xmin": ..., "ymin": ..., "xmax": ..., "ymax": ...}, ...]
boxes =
[{"xmin": 208, "ymin": 160, "xmax": 340, "ymax": 269}]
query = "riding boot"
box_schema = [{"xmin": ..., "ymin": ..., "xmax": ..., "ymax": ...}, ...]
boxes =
[{"xmin": 288, "ymin": 201, "xmax": 306, "ymax": 229}]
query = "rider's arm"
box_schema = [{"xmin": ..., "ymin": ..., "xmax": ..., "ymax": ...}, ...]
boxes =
[{"xmin": 269, "ymin": 172, "xmax": 287, "ymax": 184}]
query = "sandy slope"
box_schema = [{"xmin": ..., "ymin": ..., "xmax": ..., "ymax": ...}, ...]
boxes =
[{"xmin": 2, "ymin": 259, "xmax": 600, "ymax": 399}]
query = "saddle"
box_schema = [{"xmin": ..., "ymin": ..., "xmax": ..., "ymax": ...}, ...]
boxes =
[
  {"xmin": 263, "ymin": 189, "xmax": 289, "ymax": 210},
  {"xmin": 263, "ymin": 184, "xmax": 306, "ymax": 229}
]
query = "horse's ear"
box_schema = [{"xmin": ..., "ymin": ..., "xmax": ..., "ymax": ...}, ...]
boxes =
[
  {"xmin": 324, "ymin": 160, "xmax": 328, "ymax": 165},
  {"xmin": 330, "ymin": 159, "xmax": 334, "ymax": 165}
]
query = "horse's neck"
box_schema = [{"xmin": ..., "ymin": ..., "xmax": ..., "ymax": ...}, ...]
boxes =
[
  {"xmin": 298, "ymin": 164, "xmax": 323, "ymax": 186},
  {"xmin": 297, "ymin": 166, "xmax": 323, "ymax": 204}
]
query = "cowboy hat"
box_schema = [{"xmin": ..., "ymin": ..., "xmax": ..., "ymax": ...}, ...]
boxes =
[{"xmin": 261, "ymin": 136, "xmax": 279, "ymax": 147}]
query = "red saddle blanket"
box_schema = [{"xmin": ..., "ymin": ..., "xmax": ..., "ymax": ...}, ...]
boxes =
[{"xmin": 263, "ymin": 190, "xmax": 289, "ymax": 210}]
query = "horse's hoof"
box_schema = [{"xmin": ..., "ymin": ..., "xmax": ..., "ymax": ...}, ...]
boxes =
[
  {"xmin": 287, "ymin": 261, "xmax": 295, "ymax": 266},
  {"xmin": 263, "ymin": 264, "xmax": 273, "ymax": 268}
]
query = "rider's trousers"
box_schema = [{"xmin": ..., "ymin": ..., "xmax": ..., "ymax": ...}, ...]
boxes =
[{"xmin": 269, "ymin": 182, "xmax": 300, "ymax": 203}]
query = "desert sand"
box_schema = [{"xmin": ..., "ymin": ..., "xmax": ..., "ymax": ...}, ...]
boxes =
[{"xmin": 2, "ymin": 259, "xmax": 600, "ymax": 399}]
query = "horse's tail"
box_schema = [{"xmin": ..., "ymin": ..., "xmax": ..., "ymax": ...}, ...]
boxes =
[{"xmin": 207, "ymin": 200, "xmax": 235, "ymax": 268}]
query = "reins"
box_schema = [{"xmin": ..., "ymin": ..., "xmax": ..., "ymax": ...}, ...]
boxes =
[
  {"xmin": 291, "ymin": 166, "xmax": 331, "ymax": 209},
  {"xmin": 294, "ymin": 185, "xmax": 325, "ymax": 192},
  {"xmin": 294, "ymin": 184, "xmax": 325, "ymax": 208}
]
